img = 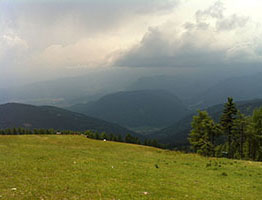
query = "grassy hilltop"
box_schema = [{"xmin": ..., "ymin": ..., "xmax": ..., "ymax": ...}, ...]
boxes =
[{"xmin": 0, "ymin": 135, "xmax": 261, "ymax": 200}]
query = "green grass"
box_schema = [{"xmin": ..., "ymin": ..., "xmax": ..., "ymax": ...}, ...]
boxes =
[{"xmin": 0, "ymin": 135, "xmax": 262, "ymax": 200}]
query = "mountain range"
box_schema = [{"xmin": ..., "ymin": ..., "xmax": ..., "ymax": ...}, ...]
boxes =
[
  {"xmin": 152, "ymin": 98, "xmax": 262, "ymax": 146},
  {"xmin": 69, "ymin": 90, "xmax": 190, "ymax": 130},
  {"xmin": 0, "ymin": 103, "xmax": 139, "ymax": 138},
  {"xmin": 2, "ymin": 72, "xmax": 262, "ymax": 147},
  {"xmin": 191, "ymin": 73, "xmax": 262, "ymax": 108},
  {"xmin": 2, "ymin": 72, "xmax": 262, "ymax": 110},
  {"xmin": 1, "ymin": 97, "xmax": 262, "ymax": 147}
]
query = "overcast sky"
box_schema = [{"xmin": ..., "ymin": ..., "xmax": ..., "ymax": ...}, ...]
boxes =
[{"xmin": 1, "ymin": 0, "xmax": 262, "ymax": 87}]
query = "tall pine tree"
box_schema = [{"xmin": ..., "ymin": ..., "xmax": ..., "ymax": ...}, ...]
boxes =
[
  {"xmin": 232, "ymin": 112, "xmax": 248, "ymax": 159},
  {"xmin": 220, "ymin": 97, "xmax": 237, "ymax": 158},
  {"xmin": 247, "ymin": 108, "xmax": 262, "ymax": 161}
]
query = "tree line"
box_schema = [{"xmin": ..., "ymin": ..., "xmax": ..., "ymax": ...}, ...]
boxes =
[
  {"xmin": 189, "ymin": 97, "xmax": 262, "ymax": 161},
  {"xmin": 0, "ymin": 128, "xmax": 162, "ymax": 148}
]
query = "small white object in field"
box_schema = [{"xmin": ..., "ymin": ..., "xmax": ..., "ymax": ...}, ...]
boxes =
[
  {"xmin": 143, "ymin": 192, "xmax": 148, "ymax": 195},
  {"xmin": 11, "ymin": 188, "xmax": 17, "ymax": 191},
  {"xmin": 73, "ymin": 161, "xmax": 76, "ymax": 164},
  {"xmin": 112, "ymin": 166, "xmax": 114, "ymax": 168},
  {"xmin": 104, "ymin": 139, "xmax": 106, "ymax": 141}
]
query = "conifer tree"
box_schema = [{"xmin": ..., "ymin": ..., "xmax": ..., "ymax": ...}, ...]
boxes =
[
  {"xmin": 125, "ymin": 134, "xmax": 133, "ymax": 143},
  {"xmin": 117, "ymin": 135, "xmax": 123, "ymax": 142},
  {"xmin": 189, "ymin": 110, "xmax": 220, "ymax": 156},
  {"xmin": 101, "ymin": 132, "xmax": 108, "ymax": 140},
  {"xmin": 109, "ymin": 133, "xmax": 114, "ymax": 141},
  {"xmin": 152, "ymin": 139, "xmax": 159, "ymax": 147},
  {"xmin": 112, "ymin": 135, "xmax": 117, "ymax": 141},
  {"xmin": 220, "ymin": 97, "xmax": 237, "ymax": 158},
  {"xmin": 247, "ymin": 108, "xmax": 262, "ymax": 161},
  {"xmin": 95, "ymin": 132, "xmax": 100, "ymax": 140},
  {"xmin": 232, "ymin": 112, "xmax": 248, "ymax": 159},
  {"xmin": 13, "ymin": 128, "xmax": 17, "ymax": 135},
  {"xmin": 6, "ymin": 128, "xmax": 12, "ymax": 135}
]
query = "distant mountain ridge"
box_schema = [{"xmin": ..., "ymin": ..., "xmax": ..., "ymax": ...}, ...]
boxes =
[
  {"xmin": 0, "ymin": 71, "xmax": 135, "ymax": 107},
  {"xmin": 152, "ymin": 98, "xmax": 262, "ymax": 146},
  {"xmin": 69, "ymin": 90, "xmax": 190, "ymax": 129},
  {"xmin": 128, "ymin": 75, "xmax": 220, "ymax": 104},
  {"xmin": 2, "ymin": 72, "xmax": 262, "ymax": 110},
  {"xmin": 0, "ymin": 103, "xmax": 140, "ymax": 138},
  {"xmin": 191, "ymin": 73, "xmax": 262, "ymax": 108}
]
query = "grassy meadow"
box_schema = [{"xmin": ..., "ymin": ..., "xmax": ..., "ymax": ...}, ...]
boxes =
[{"xmin": 0, "ymin": 135, "xmax": 262, "ymax": 200}]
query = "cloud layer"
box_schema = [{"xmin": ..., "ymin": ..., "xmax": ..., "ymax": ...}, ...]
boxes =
[
  {"xmin": 115, "ymin": 1, "xmax": 262, "ymax": 68},
  {"xmin": 0, "ymin": 0, "xmax": 262, "ymax": 87}
]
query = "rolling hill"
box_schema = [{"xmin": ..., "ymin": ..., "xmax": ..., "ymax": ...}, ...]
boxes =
[
  {"xmin": 0, "ymin": 103, "xmax": 139, "ymax": 137},
  {"xmin": 0, "ymin": 135, "xmax": 261, "ymax": 199},
  {"xmin": 69, "ymin": 90, "xmax": 190, "ymax": 130},
  {"xmin": 153, "ymin": 99, "xmax": 262, "ymax": 147}
]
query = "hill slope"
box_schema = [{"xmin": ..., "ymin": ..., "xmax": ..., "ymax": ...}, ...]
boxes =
[
  {"xmin": 0, "ymin": 103, "xmax": 139, "ymax": 137},
  {"xmin": 192, "ymin": 73, "xmax": 262, "ymax": 108},
  {"xmin": 128, "ymin": 74, "xmax": 221, "ymax": 103},
  {"xmin": 153, "ymin": 99, "xmax": 262, "ymax": 146},
  {"xmin": 69, "ymin": 90, "xmax": 190, "ymax": 129},
  {"xmin": 0, "ymin": 135, "xmax": 261, "ymax": 200}
]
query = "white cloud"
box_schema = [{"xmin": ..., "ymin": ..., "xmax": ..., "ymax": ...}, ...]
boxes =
[{"xmin": 114, "ymin": 0, "xmax": 262, "ymax": 68}]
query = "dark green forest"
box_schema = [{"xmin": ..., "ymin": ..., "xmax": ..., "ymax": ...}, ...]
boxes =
[{"xmin": 189, "ymin": 97, "xmax": 262, "ymax": 161}]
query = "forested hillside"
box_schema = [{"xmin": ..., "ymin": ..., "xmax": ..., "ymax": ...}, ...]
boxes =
[
  {"xmin": 189, "ymin": 98, "xmax": 262, "ymax": 161},
  {"xmin": 153, "ymin": 99, "xmax": 262, "ymax": 147},
  {"xmin": 69, "ymin": 90, "xmax": 190, "ymax": 130},
  {"xmin": 0, "ymin": 103, "xmax": 139, "ymax": 138}
]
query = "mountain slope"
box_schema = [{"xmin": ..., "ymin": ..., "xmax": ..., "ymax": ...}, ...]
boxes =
[
  {"xmin": 192, "ymin": 73, "xmax": 262, "ymax": 108},
  {"xmin": 0, "ymin": 103, "xmax": 139, "ymax": 137},
  {"xmin": 69, "ymin": 90, "xmax": 190, "ymax": 129},
  {"xmin": 153, "ymin": 99, "xmax": 262, "ymax": 146},
  {"xmin": 128, "ymin": 74, "xmax": 224, "ymax": 104}
]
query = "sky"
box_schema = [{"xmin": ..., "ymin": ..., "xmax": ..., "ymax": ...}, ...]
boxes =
[{"xmin": 1, "ymin": 0, "xmax": 262, "ymax": 87}]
